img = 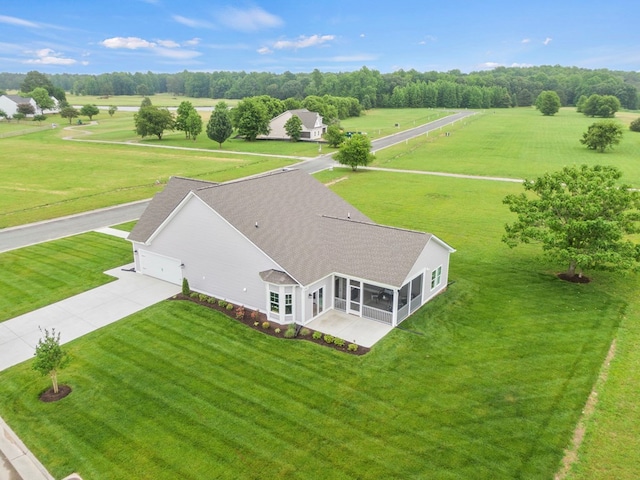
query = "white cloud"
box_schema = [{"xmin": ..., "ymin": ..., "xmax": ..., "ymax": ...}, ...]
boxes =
[
  {"xmin": 218, "ymin": 6, "xmax": 283, "ymax": 32},
  {"xmin": 24, "ymin": 48, "xmax": 76, "ymax": 65},
  {"xmin": 173, "ymin": 15, "xmax": 214, "ymax": 28},
  {"xmin": 157, "ymin": 39, "xmax": 180, "ymax": 48},
  {"xmin": 0, "ymin": 15, "xmax": 40, "ymax": 28},
  {"xmin": 101, "ymin": 36, "xmax": 156, "ymax": 49},
  {"xmin": 511, "ymin": 62, "xmax": 533, "ymax": 68},
  {"xmin": 543, "ymin": 37, "xmax": 552, "ymax": 46},
  {"xmin": 360, "ymin": 33, "xmax": 366, "ymax": 38},
  {"xmin": 183, "ymin": 38, "xmax": 201, "ymax": 46},
  {"xmin": 154, "ymin": 47, "xmax": 201, "ymax": 59},
  {"xmin": 272, "ymin": 35, "xmax": 335, "ymax": 50},
  {"xmin": 477, "ymin": 62, "xmax": 502, "ymax": 70},
  {"xmin": 521, "ymin": 38, "xmax": 531, "ymax": 44},
  {"xmin": 257, "ymin": 46, "xmax": 273, "ymax": 55}
]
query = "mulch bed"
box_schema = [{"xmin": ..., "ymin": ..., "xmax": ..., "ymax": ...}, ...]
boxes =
[
  {"xmin": 171, "ymin": 293, "xmax": 370, "ymax": 355},
  {"xmin": 39, "ymin": 384, "xmax": 72, "ymax": 403},
  {"xmin": 557, "ymin": 273, "xmax": 591, "ymax": 283}
]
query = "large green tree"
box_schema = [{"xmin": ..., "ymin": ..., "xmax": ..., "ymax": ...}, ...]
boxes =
[
  {"xmin": 134, "ymin": 105, "xmax": 175, "ymax": 140},
  {"xmin": 185, "ymin": 110, "xmax": 203, "ymax": 141},
  {"xmin": 334, "ymin": 134, "xmax": 375, "ymax": 171},
  {"xmin": 324, "ymin": 124, "xmax": 345, "ymax": 147},
  {"xmin": 232, "ymin": 97, "xmax": 270, "ymax": 141},
  {"xmin": 206, "ymin": 101, "xmax": 233, "ymax": 147},
  {"xmin": 284, "ymin": 114, "xmax": 303, "ymax": 141},
  {"xmin": 582, "ymin": 94, "xmax": 621, "ymax": 118},
  {"xmin": 175, "ymin": 101, "xmax": 196, "ymax": 138},
  {"xmin": 29, "ymin": 87, "xmax": 55, "ymax": 112},
  {"xmin": 79, "ymin": 104, "xmax": 100, "ymax": 120},
  {"xmin": 580, "ymin": 120, "xmax": 624, "ymax": 152},
  {"xmin": 60, "ymin": 106, "xmax": 79, "ymax": 124},
  {"xmin": 535, "ymin": 90, "xmax": 561, "ymax": 116},
  {"xmin": 503, "ymin": 165, "xmax": 640, "ymax": 278}
]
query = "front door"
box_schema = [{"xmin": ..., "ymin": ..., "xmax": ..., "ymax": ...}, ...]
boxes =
[{"xmin": 312, "ymin": 287, "xmax": 324, "ymax": 317}]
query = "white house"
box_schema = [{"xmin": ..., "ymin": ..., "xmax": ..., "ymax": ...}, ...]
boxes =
[
  {"xmin": 128, "ymin": 169, "xmax": 455, "ymax": 328},
  {"xmin": 0, "ymin": 95, "xmax": 37, "ymax": 117},
  {"xmin": 259, "ymin": 109, "xmax": 327, "ymax": 141}
]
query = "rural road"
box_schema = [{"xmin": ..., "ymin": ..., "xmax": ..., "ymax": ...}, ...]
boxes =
[{"xmin": 0, "ymin": 110, "xmax": 477, "ymax": 253}]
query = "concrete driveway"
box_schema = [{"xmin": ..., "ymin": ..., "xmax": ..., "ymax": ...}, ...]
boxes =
[{"xmin": 0, "ymin": 264, "xmax": 180, "ymax": 372}]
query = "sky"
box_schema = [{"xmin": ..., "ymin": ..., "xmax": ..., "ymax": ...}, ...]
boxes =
[{"xmin": 1, "ymin": 0, "xmax": 639, "ymax": 75}]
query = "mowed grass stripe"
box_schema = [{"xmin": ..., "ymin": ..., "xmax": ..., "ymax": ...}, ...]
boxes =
[{"xmin": 0, "ymin": 233, "xmax": 132, "ymax": 322}]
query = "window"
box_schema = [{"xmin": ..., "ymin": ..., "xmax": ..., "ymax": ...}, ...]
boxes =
[
  {"xmin": 431, "ymin": 266, "xmax": 442, "ymax": 289},
  {"xmin": 285, "ymin": 294, "xmax": 292, "ymax": 314},
  {"xmin": 270, "ymin": 291, "xmax": 279, "ymax": 313}
]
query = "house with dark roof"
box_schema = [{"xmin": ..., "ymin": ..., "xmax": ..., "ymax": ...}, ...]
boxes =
[
  {"xmin": 259, "ymin": 109, "xmax": 327, "ymax": 141},
  {"xmin": 0, "ymin": 94, "xmax": 38, "ymax": 117},
  {"xmin": 128, "ymin": 169, "xmax": 454, "ymax": 327}
]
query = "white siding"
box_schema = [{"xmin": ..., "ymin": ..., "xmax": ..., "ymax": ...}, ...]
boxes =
[
  {"xmin": 404, "ymin": 237, "xmax": 452, "ymax": 304},
  {"xmin": 145, "ymin": 196, "xmax": 283, "ymax": 312}
]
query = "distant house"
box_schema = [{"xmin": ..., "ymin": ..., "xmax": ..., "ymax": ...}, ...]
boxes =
[
  {"xmin": 259, "ymin": 109, "xmax": 327, "ymax": 141},
  {"xmin": 128, "ymin": 169, "xmax": 455, "ymax": 328},
  {"xmin": 0, "ymin": 95, "xmax": 37, "ymax": 117}
]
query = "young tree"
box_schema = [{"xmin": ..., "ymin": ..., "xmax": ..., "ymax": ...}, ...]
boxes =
[
  {"xmin": 334, "ymin": 134, "xmax": 375, "ymax": 171},
  {"xmin": 175, "ymin": 101, "xmax": 196, "ymax": 138},
  {"xmin": 185, "ymin": 110, "xmax": 203, "ymax": 141},
  {"xmin": 60, "ymin": 106, "xmax": 79, "ymax": 124},
  {"xmin": 324, "ymin": 124, "xmax": 345, "ymax": 147},
  {"xmin": 535, "ymin": 90, "xmax": 561, "ymax": 116},
  {"xmin": 580, "ymin": 120, "xmax": 624, "ymax": 152},
  {"xmin": 629, "ymin": 118, "xmax": 640, "ymax": 133},
  {"xmin": 108, "ymin": 105, "xmax": 118, "ymax": 117},
  {"xmin": 140, "ymin": 96, "xmax": 152, "ymax": 108},
  {"xmin": 206, "ymin": 101, "xmax": 233, "ymax": 147},
  {"xmin": 284, "ymin": 114, "xmax": 303, "ymax": 141},
  {"xmin": 503, "ymin": 165, "xmax": 640, "ymax": 278},
  {"xmin": 29, "ymin": 87, "xmax": 55, "ymax": 113},
  {"xmin": 79, "ymin": 104, "xmax": 100, "ymax": 120},
  {"xmin": 33, "ymin": 114, "xmax": 47, "ymax": 124},
  {"xmin": 32, "ymin": 328, "xmax": 70, "ymax": 394},
  {"xmin": 17, "ymin": 102, "xmax": 35, "ymax": 116},
  {"xmin": 134, "ymin": 106, "xmax": 175, "ymax": 140},
  {"xmin": 13, "ymin": 113, "xmax": 25, "ymax": 123}
]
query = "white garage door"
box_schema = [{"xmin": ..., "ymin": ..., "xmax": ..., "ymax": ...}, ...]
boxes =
[{"xmin": 138, "ymin": 250, "xmax": 182, "ymax": 285}]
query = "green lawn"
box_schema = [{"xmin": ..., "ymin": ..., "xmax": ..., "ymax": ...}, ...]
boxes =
[
  {"xmin": 0, "ymin": 232, "xmax": 132, "ymax": 322},
  {"xmin": 66, "ymin": 93, "xmax": 236, "ymax": 108},
  {"xmin": 0, "ymin": 171, "xmax": 636, "ymax": 479},
  {"xmin": 372, "ymin": 108, "xmax": 640, "ymax": 186}
]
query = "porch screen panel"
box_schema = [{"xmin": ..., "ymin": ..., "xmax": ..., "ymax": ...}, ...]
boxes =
[{"xmin": 410, "ymin": 274, "xmax": 423, "ymax": 313}]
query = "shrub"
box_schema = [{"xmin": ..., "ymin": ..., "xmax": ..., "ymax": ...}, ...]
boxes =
[
  {"xmin": 284, "ymin": 324, "xmax": 296, "ymax": 338},
  {"xmin": 250, "ymin": 310, "xmax": 259, "ymax": 321},
  {"xmin": 300, "ymin": 328, "xmax": 311, "ymax": 336},
  {"xmin": 198, "ymin": 294, "xmax": 207, "ymax": 302},
  {"xmin": 181, "ymin": 277, "xmax": 190, "ymax": 296},
  {"xmin": 347, "ymin": 343, "xmax": 358, "ymax": 352},
  {"xmin": 207, "ymin": 296, "xmax": 217, "ymax": 304},
  {"xmin": 262, "ymin": 321, "xmax": 270, "ymax": 329},
  {"xmin": 235, "ymin": 306, "xmax": 245, "ymax": 320},
  {"xmin": 333, "ymin": 337, "xmax": 345, "ymax": 347},
  {"xmin": 312, "ymin": 331, "xmax": 322, "ymax": 340},
  {"xmin": 218, "ymin": 299, "xmax": 227, "ymax": 308},
  {"xmin": 274, "ymin": 328, "xmax": 281, "ymax": 334},
  {"xmin": 630, "ymin": 118, "xmax": 640, "ymax": 132},
  {"xmin": 253, "ymin": 321, "xmax": 260, "ymax": 327},
  {"xmin": 190, "ymin": 292, "xmax": 199, "ymax": 299},
  {"xmin": 323, "ymin": 334, "xmax": 334, "ymax": 344},
  {"xmin": 226, "ymin": 303, "xmax": 234, "ymax": 310}
]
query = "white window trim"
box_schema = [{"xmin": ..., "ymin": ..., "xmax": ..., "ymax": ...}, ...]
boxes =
[{"xmin": 430, "ymin": 265, "xmax": 442, "ymax": 290}]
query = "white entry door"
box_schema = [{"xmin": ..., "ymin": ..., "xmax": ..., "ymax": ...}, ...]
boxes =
[{"xmin": 138, "ymin": 250, "xmax": 182, "ymax": 284}]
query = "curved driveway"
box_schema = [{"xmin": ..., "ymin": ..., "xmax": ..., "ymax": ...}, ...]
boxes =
[{"xmin": 0, "ymin": 110, "xmax": 479, "ymax": 253}]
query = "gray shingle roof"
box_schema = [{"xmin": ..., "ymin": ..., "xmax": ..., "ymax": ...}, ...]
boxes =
[
  {"xmin": 5, "ymin": 95, "xmax": 32, "ymax": 104},
  {"xmin": 130, "ymin": 169, "xmax": 447, "ymax": 288},
  {"xmin": 288, "ymin": 109, "xmax": 324, "ymax": 130}
]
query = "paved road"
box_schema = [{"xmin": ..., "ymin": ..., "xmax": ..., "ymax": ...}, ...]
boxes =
[{"xmin": 0, "ymin": 111, "xmax": 477, "ymax": 253}]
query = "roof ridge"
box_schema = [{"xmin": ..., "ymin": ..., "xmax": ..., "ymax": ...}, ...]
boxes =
[{"xmin": 321, "ymin": 214, "xmax": 429, "ymax": 235}]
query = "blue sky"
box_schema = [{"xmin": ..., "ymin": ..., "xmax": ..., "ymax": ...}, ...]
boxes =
[{"xmin": 1, "ymin": 0, "xmax": 638, "ymax": 74}]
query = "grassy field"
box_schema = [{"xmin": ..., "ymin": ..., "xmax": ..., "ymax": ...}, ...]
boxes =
[
  {"xmin": 0, "ymin": 171, "xmax": 637, "ymax": 479},
  {"xmin": 65, "ymin": 93, "xmax": 236, "ymax": 108},
  {"xmin": 0, "ymin": 232, "xmax": 132, "ymax": 322},
  {"xmin": 372, "ymin": 108, "xmax": 640, "ymax": 186}
]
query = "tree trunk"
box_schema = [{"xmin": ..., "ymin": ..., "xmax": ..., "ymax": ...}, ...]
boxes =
[
  {"xmin": 51, "ymin": 371, "xmax": 59, "ymax": 394},
  {"xmin": 567, "ymin": 260, "xmax": 577, "ymax": 277}
]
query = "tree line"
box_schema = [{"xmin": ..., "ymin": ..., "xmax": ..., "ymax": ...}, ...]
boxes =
[{"xmin": 1, "ymin": 65, "xmax": 638, "ymax": 110}]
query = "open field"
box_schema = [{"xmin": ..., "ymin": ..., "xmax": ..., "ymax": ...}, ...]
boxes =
[
  {"xmin": 65, "ymin": 93, "xmax": 236, "ymax": 108},
  {"xmin": 372, "ymin": 108, "xmax": 640, "ymax": 185},
  {"xmin": 0, "ymin": 170, "xmax": 638, "ymax": 479}
]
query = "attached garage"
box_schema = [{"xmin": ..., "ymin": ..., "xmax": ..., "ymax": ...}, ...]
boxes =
[{"xmin": 138, "ymin": 250, "xmax": 182, "ymax": 285}]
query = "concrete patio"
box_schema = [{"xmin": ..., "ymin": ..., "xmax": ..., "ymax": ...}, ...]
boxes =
[{"xmin": 306, "ymin": 309, "xmax": 393, "ymax": 348}]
